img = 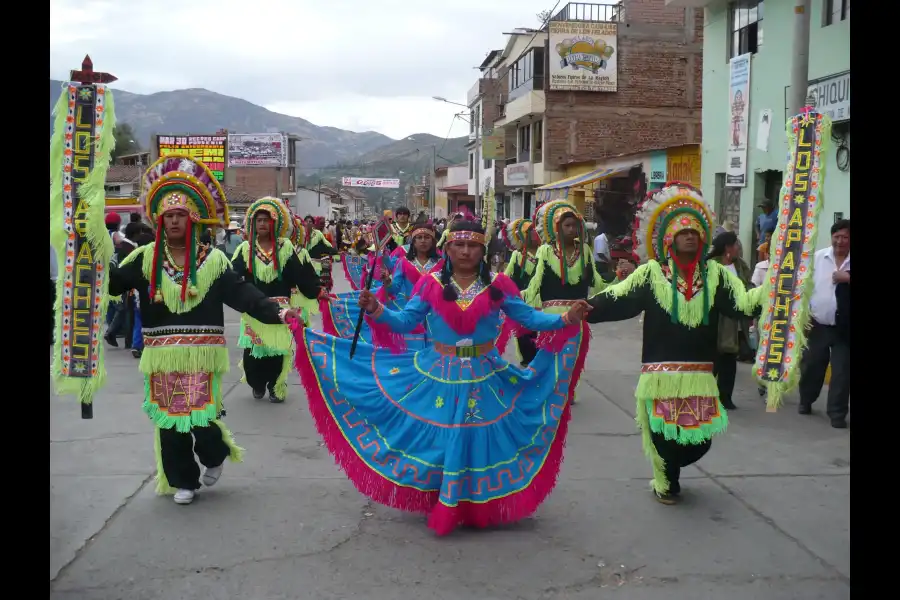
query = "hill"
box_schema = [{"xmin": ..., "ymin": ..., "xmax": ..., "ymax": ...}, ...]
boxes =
[{"xmin": 49, "ymin": 80, "xmax": 394, "ymax": 169}]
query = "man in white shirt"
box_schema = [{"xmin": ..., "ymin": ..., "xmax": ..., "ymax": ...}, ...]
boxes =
[
  {"xmin": 798, "ymin": 220, "xmax": 850, "ymax": 428},
  {"xmin": 593, "ymin": 231, "xmax": 609, "ymax": 273}
]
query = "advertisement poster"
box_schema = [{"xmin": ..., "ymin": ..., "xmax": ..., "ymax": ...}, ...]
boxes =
[
  {"xmin": 341, "ymin": 177, "xmax": 400, "ymax": 189},
  {"xmin": 549, "ymin": 21, "xmax": 617, "ymax": 92},
  {"xmin": 157, "ymin": 135, "xmax": 227, "ymax": 181},
  {"xmin": 228, "ymin": 133, "xmax": 287, "ymax": 167},
  {"xmin": 726, "ymin": 53, "xmax": 751, "ymax": 187}
]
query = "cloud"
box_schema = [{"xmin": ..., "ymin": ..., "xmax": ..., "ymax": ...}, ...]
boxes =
[{"xmin": 50, "ymin": 0, "xmax": 553, "ymax": 138}]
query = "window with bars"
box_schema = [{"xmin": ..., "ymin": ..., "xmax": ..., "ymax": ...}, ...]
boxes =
[
  {"xmin": 824, "ymin": 0, "xmax": 849, "ymax": 26},
  {"xmin": 729, "ymin": 1, "xmax": 764, "ymax": 59}
]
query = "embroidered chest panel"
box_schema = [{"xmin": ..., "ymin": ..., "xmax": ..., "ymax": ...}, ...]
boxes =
[
  {"xmin": 162, "ymin": 245, "xmax": 210, "ymax": 284},
  {"xmin": 451, "ymin": 277, "xmax": 488, "ymax": 310},
  {"xmin": 413, "ymin": 258, "xmax": 439, "ymax": 273},
  {"xmin": 660, "ymin": 264, "xmax": 704, "ymax": 297}
]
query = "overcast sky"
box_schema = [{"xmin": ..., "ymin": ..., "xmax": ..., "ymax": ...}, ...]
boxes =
[{"xmin": 50, "ymin": 0, "xmax": 557, "ymax": 140}]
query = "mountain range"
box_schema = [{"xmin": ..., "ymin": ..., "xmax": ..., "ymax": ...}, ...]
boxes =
[{"xmin": 48, "ymin": 80, "xmax": 468, "ymax": 172}]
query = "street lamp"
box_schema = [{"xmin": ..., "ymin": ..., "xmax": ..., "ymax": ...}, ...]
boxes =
[{"xmin": 432, "ymin": 96, "xmax": 468, "ymax": 108}]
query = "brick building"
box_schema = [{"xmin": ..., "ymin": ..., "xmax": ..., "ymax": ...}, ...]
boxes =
[{"xmin": 473, "ymin": 1, "xmax": 703, "ymax": 227}]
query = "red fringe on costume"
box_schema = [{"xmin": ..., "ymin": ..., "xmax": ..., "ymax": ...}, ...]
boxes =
[
  {"xmin": 341, "ymin": 254, "xmax": 361, "ymax": 291},
  {"xmin": 496, "ymin": 315, "xmax": 527, "ymax": 355},
  {"xmin": 289, "ymin": 319, "xmax": 573, "ymax": 536},
  {"xmin": 427, "ymin": 403, "xmax": 571, "ymax": 535},
  {"xmin": 319, "ymin": 298, "xmax": 338, "ymax": 336}
]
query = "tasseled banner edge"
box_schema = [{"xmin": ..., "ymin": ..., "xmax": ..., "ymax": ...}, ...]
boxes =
[
  {"xmin": 49, "ymin": 85, "xmax": 116, "ymax": 406},
  {"xmin": 289, "ymin": 321, "xmax": 439, "ymax": 514},
  {"xmin": 138, "ymin": 346, "xmax": 231, "ymax": 376},
  {"xmin": 319, "ymin": 298, "xmax": 339, "ymax": 336},
  {"xmin": 426, "ymin": 402, "xmax": 572, "ymax": 536},
  {"xmin": 141, "ymin": 376, "xmax": 221, "ymax": 433},
  {"xmin": 635, "ymin": 372, "xmax": 729, "ymax": 446},
  {"xmin": 341, "ymin": 254, "xmax": 361, "ymax": 291}
]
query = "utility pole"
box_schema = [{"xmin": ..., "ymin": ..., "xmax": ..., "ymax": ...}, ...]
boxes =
[
  {"xmin": 474, "ymin": 110, "xmax": 481, "ymax": 215},
  {"xmin": 430, "ymin": 144, "xmax": 436, "ymax": 220},
  {"xmin": 788, "ymin": 0, "xmax": 812, "ymax": 115}
]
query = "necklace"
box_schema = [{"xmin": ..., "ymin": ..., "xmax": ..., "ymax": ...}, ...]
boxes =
[
  {"xmin": 167, "ymin": 244, "xmax": 186, "ymax": 250},
  {"xmin": 164, "ymin": 244, "xmax": 186, "ymax": 271}
]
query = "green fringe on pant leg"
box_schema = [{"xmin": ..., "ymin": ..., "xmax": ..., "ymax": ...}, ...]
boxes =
[
  {"xmin": 153, "ymin": 427, "xmax": 177, "ymax": 496},
  {"xmin": 272, "ymin": 354, "xmax": 292, "ymax": 400},
  {"xmin": 635, "ymin": 397, "xmax": 669, "ymax": 494},
  {"xmin": 237, "ymin": 358, "xmax": 247, "ymax": 384},
  {"xmin": 212, "ymin": 420, "xmax": 245, "ymax": 463}
]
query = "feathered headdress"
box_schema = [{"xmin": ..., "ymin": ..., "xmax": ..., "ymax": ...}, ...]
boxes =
[
  {"xmin": 244, "ymin": 196, "xmax": 293, "ymax": 281},
  {"xmin": 633, "ymin": 181, "xmax": 716, "ymax": 324},
  {"xmin": 533, "ymin": 199, "xmax": 586, "ymax": 286},
  {"xmin": 140, "ymin": 154, "xmax": 228, "ymax": 303}
]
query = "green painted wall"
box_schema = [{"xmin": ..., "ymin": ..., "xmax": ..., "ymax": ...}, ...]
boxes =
[{"xmin": 701, "ymin": 1, "xmax": 850, "ymax": 255}]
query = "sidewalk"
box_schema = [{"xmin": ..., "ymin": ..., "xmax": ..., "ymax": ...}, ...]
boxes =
[{"xmin": 50, "ymin": 278, "xmax": 850, "ymax": 600}]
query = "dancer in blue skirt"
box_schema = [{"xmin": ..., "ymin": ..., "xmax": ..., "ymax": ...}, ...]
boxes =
[{"xmin": 292, "ymin": 220, "xmax": 591, "ymax": 535}]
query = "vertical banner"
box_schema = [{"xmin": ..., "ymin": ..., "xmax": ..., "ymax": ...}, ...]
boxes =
[
  {"xmin": 726, "ymin": 53, "xmax": 751, "ymax": 187},
  {"xmin": 754, "ymin": 109, "xmax": 832, "ymax": 411},
  {"xmin": 49, "ymin": 63, "xmax": 117, "ymax": 419}
]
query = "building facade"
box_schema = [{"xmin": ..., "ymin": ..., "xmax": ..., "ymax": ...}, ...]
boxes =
[
  {"xmin": 470, "ymin": 1, "xmax": 704, "ymax": 228},
  {"xmin": 685, "ymin": 0, "xmax": 850, "ymax": 251}
]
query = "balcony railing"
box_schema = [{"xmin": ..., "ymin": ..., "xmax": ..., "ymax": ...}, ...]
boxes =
[{"xmin": 548, "ymin": 2, "xmax": 624, "ymax": 24}]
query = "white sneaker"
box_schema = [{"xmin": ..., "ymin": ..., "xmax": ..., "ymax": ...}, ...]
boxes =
[
  {"xmin": 202, "ymin": 464, "xmax": 223, "ymax": 487},
  {"xmin": 174, "ymin": 489, "xmax": 195, "ymax": 504}
]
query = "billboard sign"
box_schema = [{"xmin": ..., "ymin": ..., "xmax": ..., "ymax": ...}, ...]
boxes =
[{"xmin": 227, "ymin": 133, "xmax": 287, "ymax": 167}]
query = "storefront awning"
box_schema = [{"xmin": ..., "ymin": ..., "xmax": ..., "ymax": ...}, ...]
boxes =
[{"xmin": 536, "ymin": 165, "xmax": 638, "ymax": 191}]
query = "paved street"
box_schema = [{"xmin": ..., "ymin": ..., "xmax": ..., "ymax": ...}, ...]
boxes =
[{"xmin": 50, "ymin": 275, "xmax": 850, "ymax": 600}]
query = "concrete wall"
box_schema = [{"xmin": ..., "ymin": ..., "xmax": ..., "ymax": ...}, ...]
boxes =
[{"xmin": 700, "ymin": 0, "xmax": 850, "ymax": 252}]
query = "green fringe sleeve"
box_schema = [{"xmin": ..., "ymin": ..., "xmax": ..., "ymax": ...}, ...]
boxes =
[
  {"xmin": 504, "ymin": 251, "xmax": 520, "ymax": 277},
  {"xmin": 521, "ymin": 244, "xmax": 550, "ymax": 307}
]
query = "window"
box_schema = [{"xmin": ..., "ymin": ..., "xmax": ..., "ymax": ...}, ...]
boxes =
[
  {"xmin": 730, "ymin": 1, "xmax": 763, "ymax": 58},
  {"xmin": 824, "ymin": 0, "xmax": 849, "ymax": 26},
  {"xmin": 518, "ymin": 125, "xmax": 531, "ymax": 163},
  {"xmin": 469, "ymin": 153, "xmax": 474, "ymax": 179},
  {"xmin": 533, "ymin": 120, "xmax": 543, "ymax": 164},
  {"xmin": 507, "ymin": 48, "xmax": 546, "ymax": 101}
]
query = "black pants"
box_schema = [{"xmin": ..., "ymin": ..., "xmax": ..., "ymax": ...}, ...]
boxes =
[
  {"xmin": 517, "ymin": 332, "xmax": 538, "ymax": 366},
  {"xmin": 713, "ymin": 352, "xmax": 738, "ymax": 406},
  {"xmin": 243, "ymin": 349, "xmax": 284, "ymax": 392},
  {"xmin": 651, "ymin": 432, "xmax": 712, "ymax": 494},
  {"xmin": 799, "ymin": 321, "xmax": 851, "ymax": 420},
  {"xmin": 50, "ymin": 279, "xmax": 56, "ymax": 343},
  {"xmin": 158, "ymin": 425, "xmax": 230, "ymax": 490}
]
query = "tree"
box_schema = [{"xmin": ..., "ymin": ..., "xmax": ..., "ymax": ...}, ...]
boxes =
[
  {"xmin": 111, "ymin": 123, "xmax": 141, "ymax": 161},
  {"xmin": 537, "ymin": 9, "xmax": 552, "ymax": 25}
]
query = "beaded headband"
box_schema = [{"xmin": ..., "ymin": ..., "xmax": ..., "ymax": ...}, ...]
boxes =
[
  {"xmin": 446, "ymin": 230, "xmax": 486, "ymax": 245},
  {"xmin": 410, "ymin": 227, "xmax": 435, "ymax": 240}
]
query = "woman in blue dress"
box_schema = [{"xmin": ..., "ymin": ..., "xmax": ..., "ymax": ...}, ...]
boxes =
[
  {"xmin": 322, "ymin": 224, "xmax": 443, "ymax": 351},
  {"xmin": 291, "ymin": 220, "xmax": 592, "ymax": 536}
]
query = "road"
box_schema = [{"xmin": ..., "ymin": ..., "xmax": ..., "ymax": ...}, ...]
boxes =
[{"xmin": 50, "ymin": 273, "xmax": 850, "ymax": 600}]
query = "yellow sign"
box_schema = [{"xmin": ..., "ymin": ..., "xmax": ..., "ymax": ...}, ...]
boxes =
[
  {"xmin": 157, "ymin": 135, "xmax": 226, "ymax": 181},
  {"xmin": 666, "ymin": 146, "xmax": 701, "ymax": 187}
]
